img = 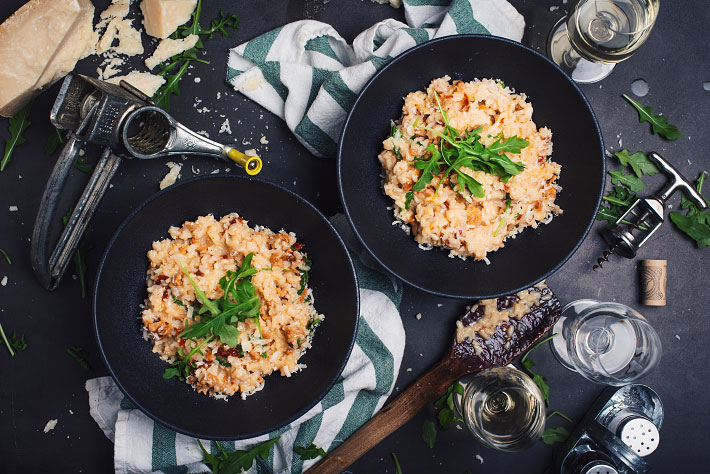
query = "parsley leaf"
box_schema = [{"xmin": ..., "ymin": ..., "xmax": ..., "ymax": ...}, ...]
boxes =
[
  {"xmin": 623, "ymin": 94, "xmax": 681, "ymax": 140},
  {"xmin": 422, "ymin": 419, "xmax": 437, "ymax": 448},
  {"xmin": 67, "ymin": 346, "xmax": 90, "ymax": 371},
  {"xmin": 614, "ymin": 149, "xmax": 658, "ymax": 178},
  {"xmin": 669, "ymin": 171, "xmax": 710, "ymax": 247},
  {"xmin": 1, "ymin": 100, "xmax": 32, "ymax": 172},
  {"xmin": 294, "ymin": 443, "xmax": 327, "ymax": 460},
  {"xmin": 198, "ymin": 437, "xmax": 279, "ymax": 474}
]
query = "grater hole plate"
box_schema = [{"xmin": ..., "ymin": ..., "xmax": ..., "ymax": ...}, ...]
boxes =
[{"xmin": 619, "ymin": 417, "xmax": 659, "ymax": 456}]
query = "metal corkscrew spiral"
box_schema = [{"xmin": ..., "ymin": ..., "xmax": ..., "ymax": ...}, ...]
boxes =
[{"xmin": 592, "ymin": 152, "xmax": 707, "ymax": 270}]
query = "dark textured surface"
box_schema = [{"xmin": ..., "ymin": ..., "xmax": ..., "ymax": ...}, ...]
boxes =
[
  {"xmin": 0, "ymin": 1, "xmax": 708, "ymax": 473},
  {"xmin": 94, "ymin": 176, "xmax": 358, "ymax": 440}
]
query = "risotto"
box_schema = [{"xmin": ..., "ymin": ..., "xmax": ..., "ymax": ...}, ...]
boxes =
[
  {"xmin": 378, "ymin": 76, "xmax": 563, "ymax": 261},
  {"xmin": 141, "ymin": 213, "xmax": 323, "ymax": 399}
]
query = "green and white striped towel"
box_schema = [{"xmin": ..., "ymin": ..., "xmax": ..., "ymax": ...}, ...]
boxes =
[
  {"xmin": 86, "ymin": 214, "xmax": 405, "ymax": 474},
  {"xmin": 226, "ymin": 0, "xmax": 524, "ymax": 158}
]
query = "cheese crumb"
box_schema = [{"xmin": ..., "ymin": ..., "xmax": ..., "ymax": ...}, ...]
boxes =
[
  {"xmin": 219, "ymin": 119, "xmax": 232, "ymax": 135},
  {"xmin": 44, "ymin": 419, "xmax": 58, "ymax": 433},
  {"xmin": 9, "ymin": 206, "xmax": 18, "ymax": 212},
  {"xmin": 415, "ymin": 313, "xmax": 422, "ymax": 320},
  {"xmin": 675, "ymin": 334, "xmax": 681, "ymax": 340},
  {"xmin": 476, "ymin": 454, "xmax": 484, "ymax": 464},
  {"xmin": 145, "ymin": 34, "xmax": 199, "ymax": 70},
  {"xmin": 194, "ymin": 77, "xmax": 201, "ymax": 83},
  {"xmin": 106, "ymin": 72, "xmax": 166, "ymax": 97},
  {"xmin": 244, "ymin": 149, "xmax": 258, "ymax": 157},
  {"xmin": 259, "ymin": 135, "xmax": 269, "ymax": 145},
  {"xmin": 159, "ymin": 162, "xmax": 182, "ymax": 189},
  {"xmin": 1, "ymin": 276, "xmax": 7, "ymax": 286}
]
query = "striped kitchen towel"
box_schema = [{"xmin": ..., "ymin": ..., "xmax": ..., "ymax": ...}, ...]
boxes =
[
  {"xmin": 86, "ymin": 214, "xmax": 405, "ymax": 474},
  {"xmin": 226, "ymin": 0, "xmax": 525, "ymax": 158}
]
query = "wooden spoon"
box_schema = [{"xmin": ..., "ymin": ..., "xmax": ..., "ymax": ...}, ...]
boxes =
[{"xmin": 307, "ymin": 283, "xmax": 561, "ymax": 473}]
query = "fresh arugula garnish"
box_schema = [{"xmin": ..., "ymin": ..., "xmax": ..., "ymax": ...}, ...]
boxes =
[
  {"xmin": 45, "ymin": 127, "xmax": 67, "ymax": 156},
  {"xmin": 410, "ymin": 91, "xmax": 527, "ymax": 199},
  {"xmin": 540, "ymin": 426, "xmax": 570, "ymax": 446},
  {"xmin": 67, "ymin": 346, "xmax": 90, "ymax": 371},
  {"xmin": 163, "ymin": 337, "xmax": 213, "ymax": 381},
  {"xmin": 392, "ymin": 452, "xmax": 403, "ymax": 474},
  {"xmin": 198, "ymin": 436, "xmax": 279, "ymax": 474},
  {"xmin": 62, "ymin": 209, "xmax": 91, "ymax": 298},
  {"xmin": 519, "ymin": 334, "xmax": 557, "ymax": 406},
  {"xmin": 421, "ymin": 419, "xmax": 437, "ymax": 449},
  {"xmin": 623, "ymin": 94, "xmax": 681, "ymax": 140},
  {"xmin": 669, "ymin": 171, "xmax": 710, "ymax": 248},
  {"xmin": 297, "ymin": 255, "xmax": 312, "ymax": 296},
  {"xmin": 614, "ymin": 149, "xmax": 658, "ymax": 178},
  {"xmin": 1, "ymin": 100, "xmax": 32, "ymax": 172},
  {"xmin": 609, "ymin": 169, "xmax": 645, "ymax": 193},
  {"xmin": 0, "ymin": 321, "xmax": 26, "ymax": 357},
  {"xmin": 294, "ymin": 443, "xmax": 327, "ymax": 460},
  {"xmin": 153, "ymin": 1, "xmax": 239, "ymax": 110},
  {"xmin": 0, "ymin": 248, "xmax": 10, "ymax": 265},
  {"xmin": 404, "ymin": 190, "xmax": 414, "ymax": 211},
  {"xmin": 178, "ymin": 253, "xmax": 261, "ymax": 348}
]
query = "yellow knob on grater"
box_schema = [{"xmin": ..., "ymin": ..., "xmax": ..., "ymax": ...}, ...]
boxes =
[{"xmin": 227, "ymin": 148, "xmax": 262, "ymax": 176}]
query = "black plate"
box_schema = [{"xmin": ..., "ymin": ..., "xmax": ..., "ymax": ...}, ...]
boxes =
[
  {"xmin": 338, "ymin": 35, "xmax": 605, "ymax": 299},
  {"xmin": 93, "ymin": 176, "xmax": 359, "ymax": 440}
]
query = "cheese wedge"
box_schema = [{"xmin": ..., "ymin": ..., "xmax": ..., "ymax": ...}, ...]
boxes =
[
  {"xmin": 140, "ymin": 0, "xmax": 197, "ymax": 39},
  {"xmin": 0, "ymin": 0, "xmax": 95, "ymax": 117}
]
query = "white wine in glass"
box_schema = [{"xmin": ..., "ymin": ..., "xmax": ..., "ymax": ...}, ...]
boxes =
[{"xmin": 548, "ymin": 0, "xmax": 660, "ymax": 83}]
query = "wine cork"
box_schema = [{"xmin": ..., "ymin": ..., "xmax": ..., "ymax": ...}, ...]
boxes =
[{"xmin": 640, "ymin": 260, "xmax": 667, "ymax": 306}]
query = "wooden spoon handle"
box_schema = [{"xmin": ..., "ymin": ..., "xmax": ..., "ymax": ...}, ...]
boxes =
[{"xmin": 306, "ymin": 355, "xmax": 465, "ymax": 473}]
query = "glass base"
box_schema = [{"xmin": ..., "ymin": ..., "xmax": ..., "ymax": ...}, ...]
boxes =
[
  {"xmin": 547, "ymin": 17, "xmax": 616, "ymax": 84},
  {"xmin": 549, "ymin": 299, "xmax": 600, "ymax": 371}
]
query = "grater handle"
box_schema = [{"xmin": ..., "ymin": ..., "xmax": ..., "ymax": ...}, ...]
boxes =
[{"xmin": 650, "ymin": 152, "xmax": 708, "ymax": 209}]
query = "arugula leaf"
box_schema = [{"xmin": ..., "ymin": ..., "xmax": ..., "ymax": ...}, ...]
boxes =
[
  {"xmin": 1, "ymin": 100, "xmax": 32, "ymax": 172},
  {"xmin": 163, "ymin": 337, "xmax": 212, "ymax": 380},
  {"xmin": 153, "ymin": 1, "xmax": 239, "ymax": 110},
  {"xmin": 520, "ymin": 334, "xmax": 557, "ymax": 406},
  {"xmin": 45, "ymin": 127, "xmax": 67, "ymax": 156},
  {"xmin": 669, "ymin": 171, "xmax": 710, "ymax": 247},
  {"xmin": 609, "ymin": 169, "xmax": 645, "ymax": 193},
  {"xmin": 215, "ymin": 354, "xmax": 232, "ymax": 368},
  {"xmin": 392, "ymin": 452, "xmax": 403, "ymax": 474},
  {"xmin": 412, "ymin": 145, "xmax": 443, "ymax": 191},
  {"xmin": 546, "ymin": 411, "xmax": 573, "ymax": 423},
  {"xmin": 0, "ymin": 321, "xmax": 25, "ymax": 357},
  {"xmin": 172, "ymin": 296, "xmax": 185, "ymax": 306},
  {"xmin": 294, "ymin": 443, "xmax": 327, "ymax": 460},
  {"xmin": 614, "ymin": 149, "xmax": 658, "ymax": 178},
  {"xmin": 74, "ymin": 155, "xmax": 93, "ymax": 175},
  {"xmin": 422, "ymin": 419, "xmax": 437, "ymax": 448},
  {"xmin": 540, "ymin": 426, "xmax": 570, "ymax": 446},
  {"xmin": 623, "ymin": 94, "xmax": 681, "ymax": 140},
  {"xmin": 198, "ymin": 436, "xmax": 279, "ymax": 474},
  {"xmin": 67, "ymin": 346, "xmax": 90, "ymax": 371},
  {"xmin": 0, "ymin": 248, "xmax": 10, "ymax": 265}
]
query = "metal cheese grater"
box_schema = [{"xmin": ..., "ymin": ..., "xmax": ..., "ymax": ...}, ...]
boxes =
[
  {"xmin": 30, "ymin": 73, "xmax": 263, "ymax": 291},
  {"xmin": 557, "ymin": 384, "xmax": 663, "ymax": 474},
  {"xmin": 593, "ymin": 152, "xmax": 708, "ymax": 269}
]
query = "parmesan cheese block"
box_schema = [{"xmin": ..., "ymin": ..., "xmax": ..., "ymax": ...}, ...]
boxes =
[
  {"xmin": 145, "ymin": 34, "xmax": 198, "ymax": 70},
  {"xmin": 140, "ymin": 0, "xmax": 198, "ymax": 39},
  {"xmin": 106, "ymin": 71, "xmax": 166, "ymax": 97},
  {"xmin": 0, "ymin": 0, "xmax": 95, "ymax": 117}
]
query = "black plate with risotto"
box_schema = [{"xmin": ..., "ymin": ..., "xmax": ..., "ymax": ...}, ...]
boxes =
[
  {"xmin": 338, "ymin": 35, "xmax": 605, "ymax": 299},
  {"xmin": 93, "ymin": 176, "xmax": 359, "ymax": 439}
]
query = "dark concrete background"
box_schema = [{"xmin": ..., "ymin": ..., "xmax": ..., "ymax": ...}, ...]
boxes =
[{"xmin": 0, "ymin": 0, "xmax": 707, "ymax": 472}]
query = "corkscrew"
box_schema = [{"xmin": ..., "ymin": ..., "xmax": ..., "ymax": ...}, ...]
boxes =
[{"xmin": 593, "ymin": 152, "xmax": 707, "ymax": 270}]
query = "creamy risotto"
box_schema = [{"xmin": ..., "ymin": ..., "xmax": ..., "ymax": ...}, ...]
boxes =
[
  {"xmin": 378, "ymin": 76, "xmax": 562, "ymax": 261},
  {"xmin": 141, "ymin": 213, "xmax": 322, "ymax": 399}
]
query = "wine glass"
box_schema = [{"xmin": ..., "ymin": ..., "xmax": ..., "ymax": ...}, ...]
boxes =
[
  {"xmin": 548, "ymin": 0, "xmax": 660, "ymax": 83},
  {"xmin": 455, "ymin": 366, "xmax": 546, "ymax": 451},
  {"xmin": 550, "ymin": 301, "xmax": 662, "ymax": 385}
]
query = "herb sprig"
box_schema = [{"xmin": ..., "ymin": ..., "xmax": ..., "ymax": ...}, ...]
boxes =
[
  {"xmin": 67, "ymin": 346, "xmax": 90, "ymax": 370},
  {"xmin": 392, "ymin": 452, "xmax": 403, "ymax": 474},
  {"xmin": 1, "ymin": 100, "xmax": 32, "ymax": 172},
  {"xmin": 669, "ymin": 171, "xmax": 710, "ymax": 248},
  {"xmin": 0, "ymin": 321, "xmax": 26, "ymax": 357},
  {"xmin": 163, "ymin": 254, "xmax": 261, "ymax": 380},
  {"xmin": 294, "ymin": 443, "xmax": 327, "ymax": 460},
  {"xmin": 520, "ymin": 334, "xmax": 557, "ymax": 406},
  {"xmin": 421, "ymin": 381, "xmax": 465, "ymax": 448},
  {"xmin": 623, "ymin": 94, "xmax": 681, "ymax": 140},
  {"xmin": 153, "ymin": 1, "xmax": 239, "ymax": 110},
  {"xmin": 0, "ymin": 248, "xmax": 10, "ymax": 265},
  {"xmin": 198, "ymin": 436, "xmax": 279, "ymax": 474},
  {"xmin": 406, "ymin": 91, "xmax": 527, "ymax": 200}
]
